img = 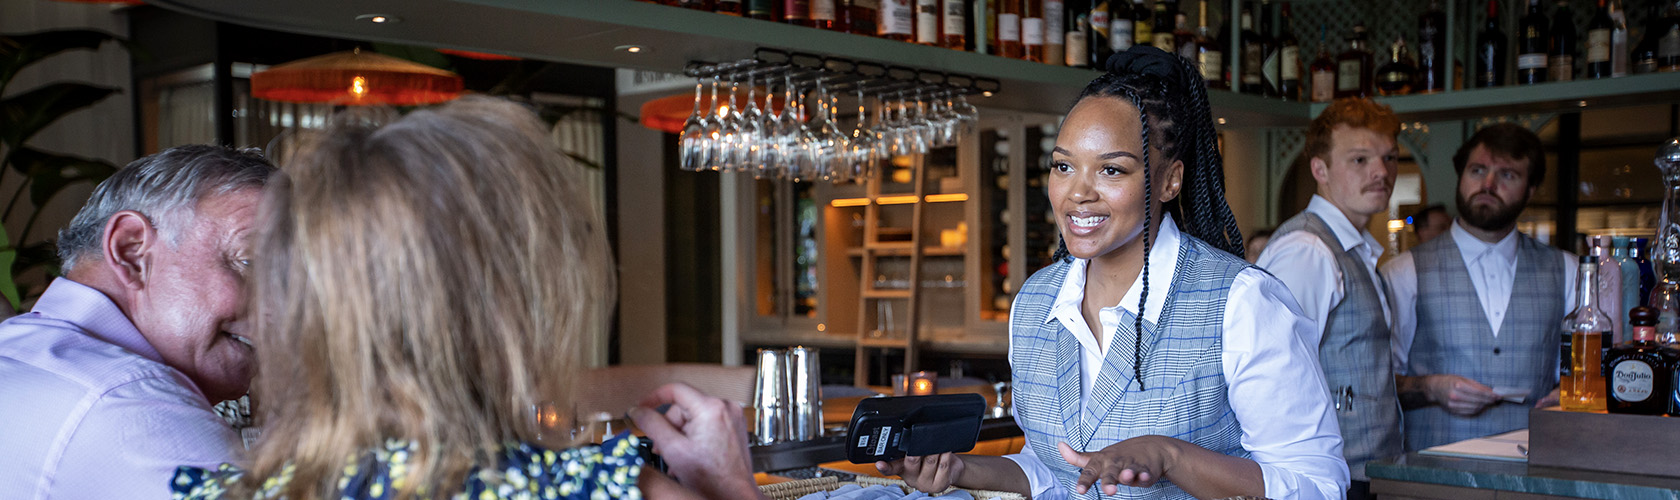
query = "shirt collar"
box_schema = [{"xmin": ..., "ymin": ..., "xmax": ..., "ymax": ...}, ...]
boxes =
[
  {"xmin": 1450, "ymin": 218, "xmax": 1519, "ymax": 265},
  {"xmin": 27, "ymin": 277, "xmax": 163, "ymax": 363},
  {"xmin": 1047, "ymin": 213, "xmax": 1180, "ymax": 326},
  {"xmin": 1305, "ymin": 194, "xmax": 1384, "ymax": 260}
]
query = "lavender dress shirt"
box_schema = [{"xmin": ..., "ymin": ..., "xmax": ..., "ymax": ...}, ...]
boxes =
[{"xmin": 0, "ymin": 278, "xmax": 240, "ymax": 499}]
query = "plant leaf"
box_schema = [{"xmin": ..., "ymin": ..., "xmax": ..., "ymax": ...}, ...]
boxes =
[
  {"xmin": 0, "ymin": 30, "xmax": 121, "ymax": 92},
  {"xmin": 12, "ymin": 240, "xmax": 59, "ymax": 287},
  {"xmin": 8, "ymin": 147, "xmax": 119, "ymax": 205},
  {"xmin": 0, "ymin": 82, "xmax": 121, "ymax": 150}
]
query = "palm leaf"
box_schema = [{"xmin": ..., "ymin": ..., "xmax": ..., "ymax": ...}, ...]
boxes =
[
  {"xmin": 0, "ymin": 82, "xmax": 121, "ymax": 150},
  {"xmin": 10, "ymin": 147, "xmax": 119, "ymax": 205},
  {"xmin": 0, "ymin": 30, "xmax": 122, "ymax": 94}
]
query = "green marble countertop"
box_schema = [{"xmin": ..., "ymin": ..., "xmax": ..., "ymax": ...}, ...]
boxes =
[{"xmin": 1367, "ymin": 453, "xmax": 1680, "ymax": 500}]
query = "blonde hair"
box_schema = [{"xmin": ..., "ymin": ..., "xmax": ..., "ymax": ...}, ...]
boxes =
[{"xmin": 239, "ymin": 96, "xmax": 614, "ymax": 499}]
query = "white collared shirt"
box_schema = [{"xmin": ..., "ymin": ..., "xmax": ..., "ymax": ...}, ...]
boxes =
[
  {"xmin": 1382, "ymin": 220, "xmax": 1578, "ymax": 374},
  {"xmin": 1255, "ymin": 195, "xmax": 1393, "ymax": 346},
  {"xmin": 1003, "ymin": 214, "xmax": 1349, "ymax": 500}
]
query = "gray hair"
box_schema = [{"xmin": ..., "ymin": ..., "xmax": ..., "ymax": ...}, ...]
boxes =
[{"xmin": 57, "ymin": 145, "xmax": 277, "ymax": 273}]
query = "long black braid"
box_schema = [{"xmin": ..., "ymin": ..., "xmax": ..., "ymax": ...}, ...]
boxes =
[{"xmin": 1048, "ymin": 46, "xmax": 1246, "ymax": 389}]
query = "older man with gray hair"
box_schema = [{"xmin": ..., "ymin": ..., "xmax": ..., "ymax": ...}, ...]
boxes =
[{"xmin": 0, "ymin": 145, "xmax": 276, "ymax": 499}]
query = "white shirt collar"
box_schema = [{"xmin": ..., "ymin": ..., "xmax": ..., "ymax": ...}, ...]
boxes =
[
  {"xmin": 1046, "ymin": 213, "xmax": 1181, "ymax": 326},
  {"xmin": 1305, "ymin": 194, "xmax": 1384, "ymax": 261},
  {"xmin": 1449, "ymin": 218, "xmax": 1519, "ymax": 266}
]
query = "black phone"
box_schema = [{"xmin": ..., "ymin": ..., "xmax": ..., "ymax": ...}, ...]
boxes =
[{"xmin": 844, "ymin": 393, "xmax": 987, "ymax": 464}]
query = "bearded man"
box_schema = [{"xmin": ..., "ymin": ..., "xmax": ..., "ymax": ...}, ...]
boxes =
[{"xmin": 1383, "ymin": 123, "xmax": 1577, "ymax": 452}]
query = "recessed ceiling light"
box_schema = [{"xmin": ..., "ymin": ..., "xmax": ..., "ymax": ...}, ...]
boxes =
[
  {"xmin": 356, "ymin": 14, "xmax": 399, "ymax": 24},
  {"xmin": 981, "ymin": 91, "xmax": 994, "ymax": 97},
  {"xmin": 1578, "ymin": 100, "xmax": 1589, "ymax": 107},
  {"xmin": 615, "ymin": 45, "xmax": 647, "ymax": 54},
  {"xmin": 1216, "ymin": 117, "xmax": 1227, "ymax": 125}
]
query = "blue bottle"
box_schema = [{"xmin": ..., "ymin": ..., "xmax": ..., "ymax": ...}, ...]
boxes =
[
  {"xmin": 1615, "ymin": 237, "xmax": 1642, "ymax": 326},
  {"xmin": 1632, "ymin": 237, "xmax": 1657, "ymax": 305}
]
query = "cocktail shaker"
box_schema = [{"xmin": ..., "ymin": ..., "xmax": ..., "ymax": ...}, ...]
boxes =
[
  {"xmin": 785, "ymin": 346, "xmax": 823, "ymax": 441},
  {"xmin": 752, "ymin": 348, "xmax": 790, "ymax": 445}
]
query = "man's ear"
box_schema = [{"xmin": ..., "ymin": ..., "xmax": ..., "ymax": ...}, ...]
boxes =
[
  {"xmin": 1310, "ymin": 156, "xmax": 1330, "ymax": 186},
  {"xmin": 101, "ymin": 211, "xmax": 156, "ymax": 291},
  {"xmin": 1158, "ymin": 159, "xmax": 1185, "ymax": 203}
]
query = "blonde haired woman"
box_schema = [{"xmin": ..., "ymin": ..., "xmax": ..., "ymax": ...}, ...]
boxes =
[{"xmin": 171, "ymin": 97, "xmax": 765, "ymax": 500}]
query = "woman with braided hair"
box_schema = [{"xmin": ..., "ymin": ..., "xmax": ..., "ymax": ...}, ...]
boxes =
[{"xmin": 876, "ymin": 46, "xmax": 1347, "ymax": 499}]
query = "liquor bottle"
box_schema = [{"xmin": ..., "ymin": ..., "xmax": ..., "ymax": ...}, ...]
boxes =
[
  {"xmin": 1276, "ymin": 2, "xmax": 1301, "ymax": 100},
  {"xmin": 1024, "ymin": 0, "xmax": 1047, "ymax": 61},
  {"xmin": 1475, "ymin": 0, "xmax": 1508, "ymax": 87},
  {"xmin": 1309, "ymin": 24, "xmax": 1335, "ymax": 102},
  {"xmin": 1375, "ymin": 37, "xmax": 1416, "ymax": 96},
  {"xmin": 1239, "ymin": 3, "xmax": 1268, "ymax": 95},
  {"xmin": 1633, "ymin": 3, "xmax": 1662, "ymax": 73},
  {"xmin": 999, "ymin": 0, "xmax": 1025, "ymax": 58},
  {"xmin": 679, "ymin": 0, "xmax": 716, "ymax": 11},
  {"xmin": 1661, "ymin": 1, "xmax": 1680, "ymax": 71},
  {"xmin": 1046, "ymin": 0, "xmax": 1066, "ymax": 65},
  {"xmin": 1254, "ymin": 0, "xmax": 1280, "ymax": 97},
  {"xmin": 1562, "ymin": 255, "xmax": 1612, "ymax": 413},
  {"xmin": 1516, "ymin": 0, "xmax": 1549, "ymax": 85},
  {"xmin": 1615, "ymin": 237, "xmax": 1643, "ymax": 326},
  {"xmin": 1609, "ymin": 0, "xmax": 1629, "ymax": 77},
  {"xmin": 1195, "ymin": 0, "xmax": 1224, "ymax": 88},
  {"xmin": 749, "ymin": 0, "xmax": 777, "ymax": 20},
  {"xmin": 1335, "ymin": 24, "xmax": 1373, "ymax": 98},
  {"xmin": 1067, "ymin": 0, "xmax": 1091, "ymax": 66},
  {"xmin": 942, "ymin": 0, "xmax": 967, "ymax": 48},
  {"xmin": 717, "ymin": 0, "xmax": 745, "ymax": 16},
  {"xmin": 1587, "ymin": 0, "xmax": 1615, "ymax": 78},
  {"xmin": 1593, "ymin": 236, "xmax": 1628, "ymax": 345},
  {"xmin": 1110, "ymin": 0, "xmax": 1134, "ymax": 53},
  {"xmin": 1605, "ymin": 306, "xmax": 1678, "ymax": 415},
  {"xmin": 1418, "ymin": 0, "xmax": 1448, "ymax": 92},
  {"xmin": 845, "ymin": 0, "xmax": 881, "ymax": 35},
  {"xmin": 1174, "ymin": 10, "xmax": 1195, "ymax": 60},
  {"xmin": 1634, "ymin": 237, "xmax": 1657, "ymax": 302},
  {"xmin": 786, "ymin": 0, "xmax": 814, "ymax": 26},
  {"xmin": 1133, "ymin": 0, "xmax": 1152, "ymax": 49},
  {"xmin": 1153, "ymin": 1, "xmax": 1177, "ymax": 53},
  {"xmin": 812, "ymin": 0, "xmax": 839, "ymax": 29},
  {"xmin": 978, "ymin": 0, "xmax": 995, "ymax": 54},
  {"xmin": 1091, "ymin": 0, "xmax": 1113, "ymax": 65},
  {"xmin": 915, "ymin": 0, "xmax": 940, "ymax": 44},
  {"xmin": 1549, "ymin": 0, "xmax": 1576, "ymax": 82},
  {"xmin": 880, "ymin": 0, "xmax": 916, "ymax": 41}
]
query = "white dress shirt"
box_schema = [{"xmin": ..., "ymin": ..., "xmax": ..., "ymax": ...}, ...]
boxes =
[
  {"xmin": 1383, "ymin": 220, "xmax": 1578, "ymax": 374},
  {"xmin": 1254, "ymin": 196, "xmax": 1393, "ymax": 347},
  {"xmin": 1003, "ymin": 214, "xmax": 1349, "ymax": 500}
]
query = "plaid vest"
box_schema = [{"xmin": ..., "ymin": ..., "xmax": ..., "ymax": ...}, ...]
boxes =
[
  {"xmin": 1272, "ymin": 212, "xmax": 1402, "ymax": 481},
  {"xmin": 1403, "ymin": 231, "xmax": 1564, "ymax": 451},
  {"xmin": 1009, "ymin": 235, "xmax": 1250, "ymax": 500}
]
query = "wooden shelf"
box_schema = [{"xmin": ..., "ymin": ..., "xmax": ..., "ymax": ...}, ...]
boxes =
[
  {"xmin": 860, "ymin": 289, "xmax": 912, "ymax": 299},
  {"xmin": 846, "ymin": 246, "xmax": 965, "ymax": 257},
  {"xmin": 1311, "ymin": 72, "xmax": 1680, "ymax": 123},
  {"xmin": 858, "ymin": 337, "xmax": 913, "ymax": 349}
]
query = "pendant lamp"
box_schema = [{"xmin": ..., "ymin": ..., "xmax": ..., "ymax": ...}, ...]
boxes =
[
  {"xmin": 51, "ymin": 0, "xmax": 145, "ymax": 4},
  {"xmin": 436, "ymin": 49, "xmax": 521, "ymax": 61},
  {"xmin": 251, "ymin": 48, "xmax": 463, "ymax": 106}
]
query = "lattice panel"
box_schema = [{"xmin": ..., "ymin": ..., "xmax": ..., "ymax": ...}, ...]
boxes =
[
  {"xmin": 1471, "ymin": 112, "xmax": 1557, "ymax": 134},
  {"xmin": 1268, "ymin": 128, "xmax": 1307, "ymax": 186}
]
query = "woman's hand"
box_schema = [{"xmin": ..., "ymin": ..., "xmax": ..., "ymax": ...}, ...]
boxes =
[
  {"xmin": 629, "ymin": 383, "xmax": 765, "ymax": 500},
  {"xmin": 875, "ymin": 453, "xmax": 966, "ymax": 493},
  {"xmin": 1057, "ymin": 436, "xmax": 1182, "ymax": 496}
]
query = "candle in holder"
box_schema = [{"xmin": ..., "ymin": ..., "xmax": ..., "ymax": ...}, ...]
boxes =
[{"xmin": 909, "ymin": 371, "xmax": 938, "ymax": 396}]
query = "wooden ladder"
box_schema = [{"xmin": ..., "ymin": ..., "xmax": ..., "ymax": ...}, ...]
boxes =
[{"xmin": 854, "ymin": 154, "xmax": 928, "ymax": 388}]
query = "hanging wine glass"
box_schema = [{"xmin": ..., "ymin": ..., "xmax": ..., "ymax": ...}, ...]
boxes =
[
  {"xmin": 815, "ymin": 81, "xmax": 850, "ymax": 183},
  {"xmin": 907, "ymin": 87, "xmax": 931, "ymax": 155},
  {"xmin": 736, "ymin": 71, "xmax": 766, "ymax": 174},
  {"xmin": 953, "ymin": 92, "xmax": 980, "ymax": 137},
  {"xmin": 715, "ymin": 74, "xmax": 747, "ymax": 171},
  {"xmin": 773, "ymin": 74, "xmax": 805, "ymax": 180},
  {"xmin": 846, "ymin": 86, "xmax": 877, "ymax": 184},
  {"xmin": 678, "ymin": 79, "xmax": 708, "ymax": 172},
  {"xmin": 701, "ymin": 74, "xmax": 726, "ymax": 171}
]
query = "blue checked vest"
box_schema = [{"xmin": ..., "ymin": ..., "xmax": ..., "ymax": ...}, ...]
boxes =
[
  {"xmin": 1272, "ymin": 212, "xmax": 1402, "ymax": 481},
  {"xmin": 1403, "ymin": 232, "xmax": 1564, "ymax": 452},
  {"xmin": 1009, "ymin": 235, "xmax": 1250, "ymax": 500}
]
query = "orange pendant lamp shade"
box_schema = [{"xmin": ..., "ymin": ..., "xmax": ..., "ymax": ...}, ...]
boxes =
[
  {"xmin": 639, "ymin": 86, "xmax": 784, "ymax": 134},
  {"xmin": 52, "ymin": 0, "xmax": 145, "ymax": 4},
  {"xmin": 251, "ymin": 49, "xmax": 463, "ymax": 106},
  {"xmin": 437, "ymin": 49, "xmax": 521, "ymax": 61}
]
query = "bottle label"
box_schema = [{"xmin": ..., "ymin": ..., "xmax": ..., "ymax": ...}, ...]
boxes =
[
  {"xmin": 942, "ymin": 0, "xmax": 965, "ymax": 36},
  {"xmin": 1587, "ymin": 29, "xmax": 1612, "ymax": 62},
  {"xmin": 1550, "ymin": 55, "xmax": 1573, "ymax": 81},
  {"xmin": 1091, "ymin": 5, "xmax": 1110, "ymax": 38},
  {"xmin": 880, "ymin": 0, "xmax": 913, "ymax": 35},
  {"xmin": 1336, "ymin": 60, "xmax": 1361, "ymax": 91},
  {"xmin": 785, "ymin": 0, "xmax": 810, "ymax": 19},
  {"xmin": 999, "ymin": 13, "xmax": 1021, "ymax": 42},
  {"xmin": 1611, "ymin": 360, "xmax": 1654, "ymax": 402},
  {"xmin": 1282, "ymin": 46, "xmax": 1300, "ymax": 79},
  {"xmin": 1135, "ymin": 19, "xmax": 1152, "ymax": 46},
  {"xmin": 1199, "ymin": 52, "xmax": 1222, "ymax": 81},
  {"xmin": 811, "ymin": 0, "xmax": 836, "ymax": 20},
  {"xmin": 1046, "ymin": 1, "xmax": 1064, "ymax": 44},
  {"xmin": 1517, "ymin": 53, "xmax": 1547, "ymax": 70},
  {"xmin": 1067, "ymin": 30, "xmax": 1089, "ymax": 66},
  {"xmin": 1111, "ymin": 19, "xmax": 1134, "ymax": 51},
  {"xmin": 749, "ymin": 0, "xmax": 774, "ymax": 16},
  {"xmin": 1311, "ymin": 69, "xmax": 1334, "ymax": 101},
  {"xmin": 1153, "ymin": 33, "xmax": 1175, "ymax": 52},
  {"xmin": 916, "ymin": 0, "xmax": 938, "ymax": 43},
  {"xmin": 1023, "ymin": 18, "xmax": 1044, "ymax": 46},
  {"xmin": 1243, "ymin": 45, "xmax": 1263, "ymax": 84}
]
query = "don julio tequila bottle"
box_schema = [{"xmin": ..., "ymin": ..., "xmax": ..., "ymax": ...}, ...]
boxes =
[{"xmin": 1605, "ymin": 306, "xmax": 1678, "ymax": 415}]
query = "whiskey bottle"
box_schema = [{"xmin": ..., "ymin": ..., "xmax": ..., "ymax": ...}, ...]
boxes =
[
  {"xmin": 1418, "ymin": 0, "xmax": 1448, "ymax": 92},
  {"xmin": 717, "ymin": 0, "xmax": 745, "ymax": 16},
  {"xmin": 1239, "ymin": 3, "xmax": 1268, "ymax": 95},
  {"xmin": 879, "ymin": 0, "xmax": 915, "ymax": 41},
  {"xmin": 1046, "ymin": 0, "xmax": 1066, "ymax": 64},
  {"xmin": 1024, "ymin": 0, "xmax": 1047, "ymax": 62},
  {"xmin": 1276, "ymin": 1, "xmax": 1301, "ymax": 100},
  {"xmin": 1516, "ymin": 0, "xmax": 1549, "ymax": 84},
  {"xmin": 942, "ymin": 0, "xmax": 968, "ymax": 48},
  {"xmin": 1174, "ymin": 10, "xmax": 1195, "ymax": 61},
  {"xmin": 1633, "ymin": 2, "xmax": 1662, "ymax": 73},
  {"xmin": 999, "ymin": 0, "xmax": 1025, "ymax": 58},
  {"xmin": 1334, "ymin": 24, "xmax": 1372, "ymax": 98},
  {"xmin": 1375, "ymin": 37, "xmax": 1416, "ymax": 96},
  {"xmin": 1309, "ymin": 24, "xmax": 1335, "ymax": 102},
  {"xmin": 1152, "ymin": 1, "xmax": 1177, "ymax": 53},
  {"xmin": 748, "ymin": 0, "xmax": 777, "ymax": 20},
  {"xmin": 1091, "ymin": 0, "xmax": 1113, "ymax": 65},
  {"xmin": 812, "ymin": 0, "xmax": 839, "ymax": 29},
  {"xmin": 1194, "ymin": 0, "xmax": 1225, "ymax": 88},
  {"xmin": 1475, "ymin": 0, "xmax": 1508, "ymax": 87},
  {"xmin": 916, "ymin": 0, "xmax": 941, "ymax": 44},
  {"xmin": 1132, "ymin": 0, "xmax": 1151, "ymax": 49},
  {"xmin": 1563, "ymin": 256, "xmax": 1613, "ymax": 413},
  {"xmin": 1067, "ymin": 0, "xmax": 1091, "ymax": 67},
  {"xmin": 843, "ymin": 0, "xmax": 880, "ymax": 35},
  {"xmin": 679, "ymin": 0, "xmax": 716, "ymax": 11},
  {"xmin": 785, "ymin": 0, "xmax": 814, "ymax": 26},
  {"xmin": 1586, "ymin": 0, "xmax": 1615, "ymax": 78},
  {"xmin": 1110, "ymin": 0, "xmax": 1134, "ymax": 53},
  {"xmin": 1549, "ymin": 0, "xmax": 1576, "ymax": 82},
  {"xmin": 1605, "ymin": 306, "xmax": 1679, "ymax": 415}
]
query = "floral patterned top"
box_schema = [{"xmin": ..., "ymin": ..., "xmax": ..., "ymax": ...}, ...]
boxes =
[{"xmin": 170, "ymin": 433, "xmax": 645, "ymax": 500}]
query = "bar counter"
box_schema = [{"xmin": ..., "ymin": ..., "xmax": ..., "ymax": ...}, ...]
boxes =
[
  {"xmin": 750, "ymin": 385, "xmax": 1023, "ymax": 474},
  {"xmin": 1368, "ymin": 453, "xmax": 1680, "ymax": 500}
]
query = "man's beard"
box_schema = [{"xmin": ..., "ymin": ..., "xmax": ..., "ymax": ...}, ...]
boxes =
[{"xmin": 1457, "ymin": 189, "xmax": 1527, "ymax": 232}]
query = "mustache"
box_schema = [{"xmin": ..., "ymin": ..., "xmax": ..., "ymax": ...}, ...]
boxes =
[{"xmin": 1362, "ymin": 180, "xmax": 1394, "ymax": 192}]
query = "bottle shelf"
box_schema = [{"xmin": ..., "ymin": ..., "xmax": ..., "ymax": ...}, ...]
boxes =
[
  {"xmin": 1313, "ymin": 71, "xmax": 1680, "ymax": 123},
  {"xmin": 846, "ymin": 246, "xmax": 965, "ymax": 257}
]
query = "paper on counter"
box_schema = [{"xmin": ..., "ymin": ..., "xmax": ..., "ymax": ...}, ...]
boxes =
[
  {"xmin": 1492, "ymin": 387, "xmax": 1529, "ymax": 404},
  {"xmin": 1419, "ymin": 429, "xmax": 1529, "ymax": 462}
]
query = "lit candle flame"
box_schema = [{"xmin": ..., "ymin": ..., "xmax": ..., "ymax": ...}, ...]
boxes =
[{"xmin": 350, "ymin": 76, "xmax": 368, "ymax": 99}]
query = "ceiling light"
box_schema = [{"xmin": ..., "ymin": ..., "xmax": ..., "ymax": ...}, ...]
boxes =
[
  {"xmin": 1577, "ymin": 100, "xmax": 1589, "ymax": 107},
  {"xmin": 356, "ymin": 14, "xmax": 399, "ymax": 24},
  {"xmin": 1216, "ymin": 117, "xmax": 1227, "ymax": 125},
  {"xmin": 615, "ymin": 45, "xmax": 647, "ymax": 54},
  {"xmin": 981, "ymin": 91, "xmax": 994, "ymax": 97}
]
